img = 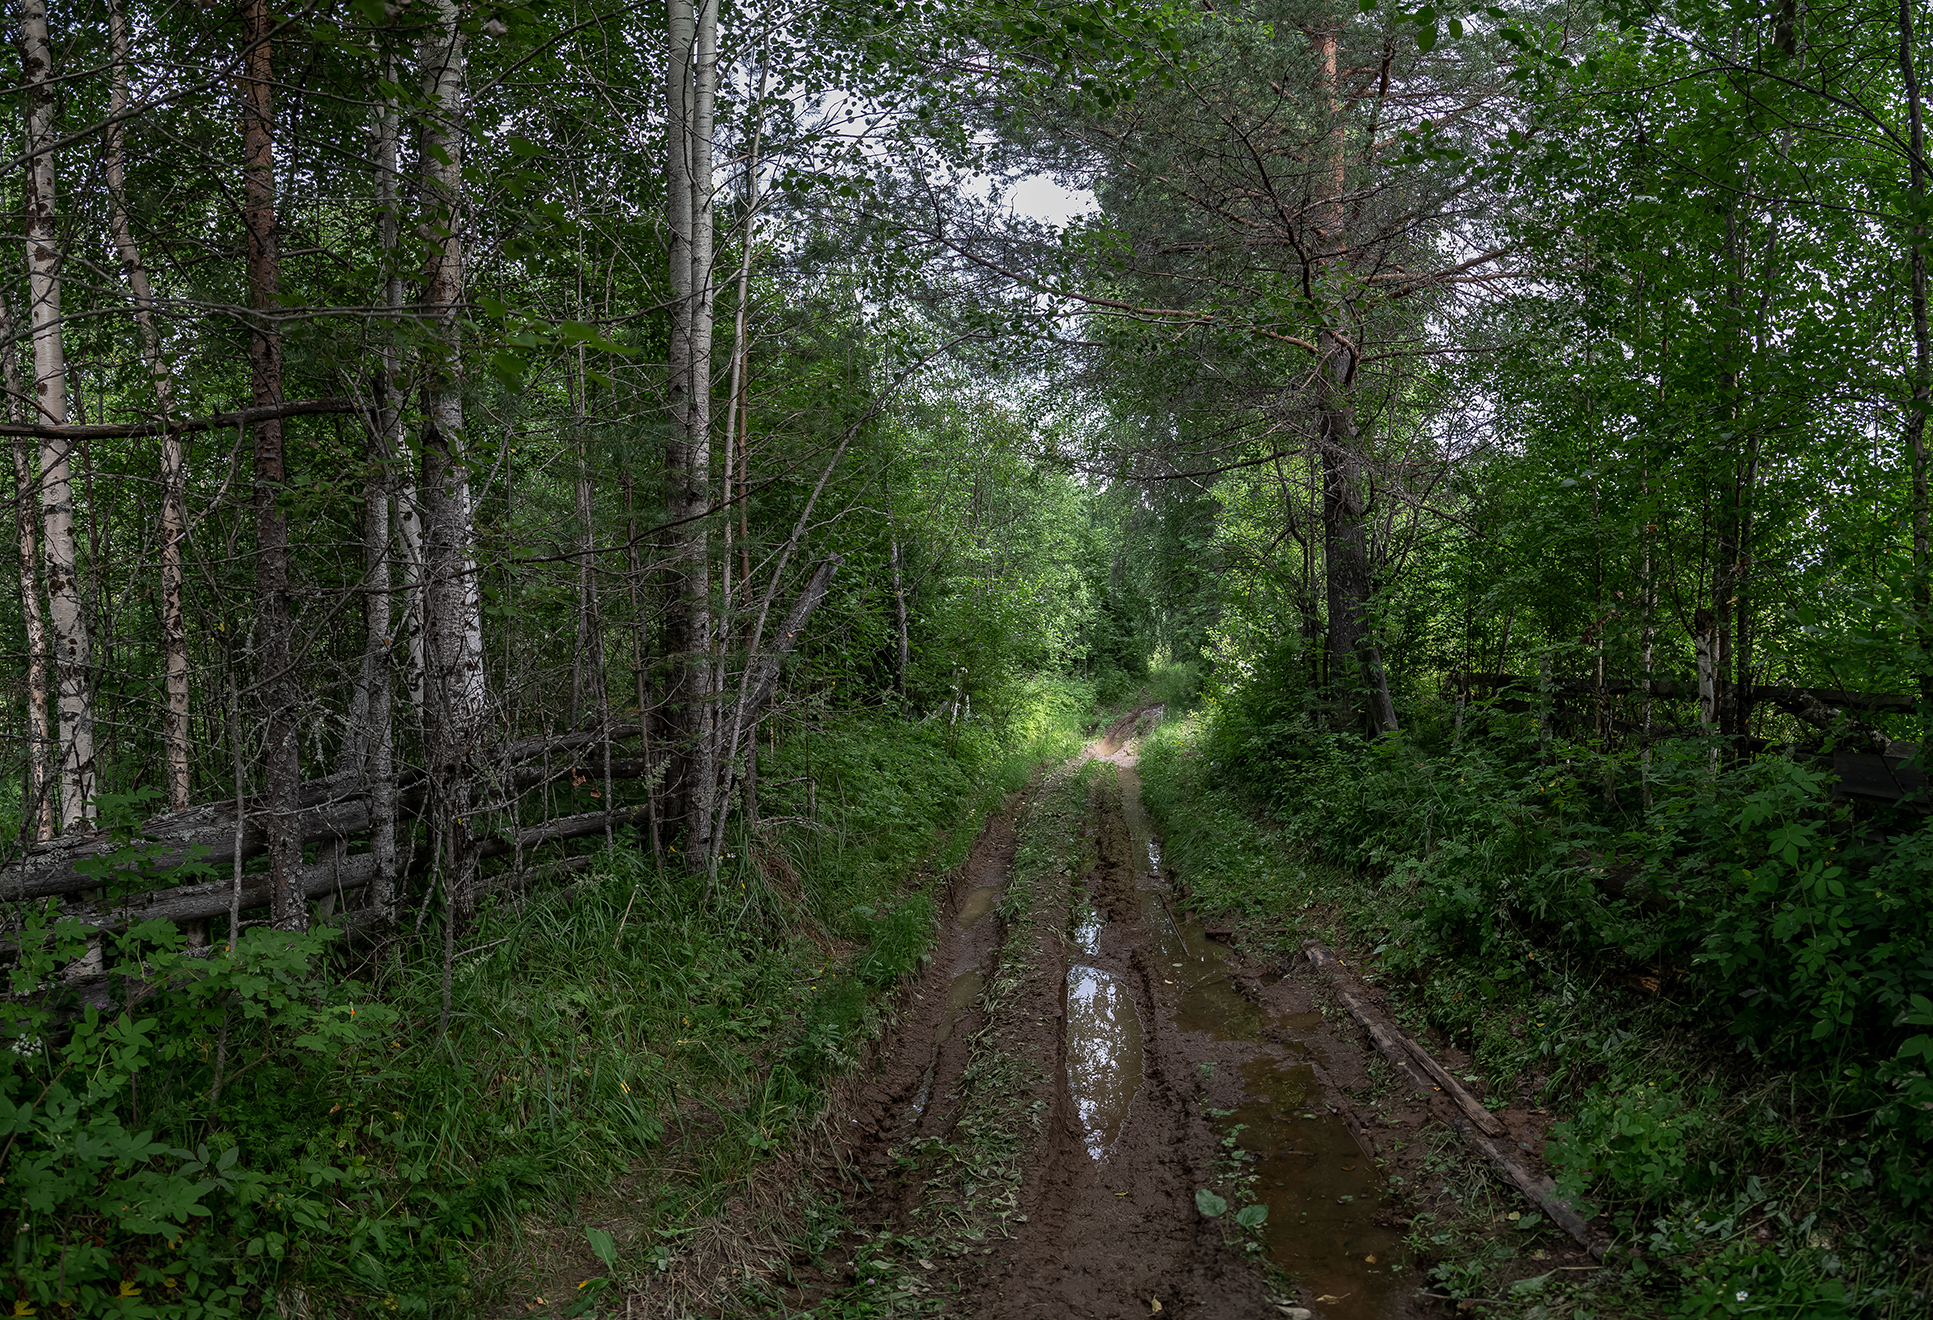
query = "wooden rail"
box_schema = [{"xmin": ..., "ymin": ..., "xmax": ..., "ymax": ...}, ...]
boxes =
[{"xmin": 1450, "ymin": 671, "xmax": 1916, "ymax": 714}]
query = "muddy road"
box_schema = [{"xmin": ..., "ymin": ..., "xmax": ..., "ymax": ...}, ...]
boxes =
[{"xmin": 765, "ymin": 709, "xmax": 1576, "ymax": 1319}]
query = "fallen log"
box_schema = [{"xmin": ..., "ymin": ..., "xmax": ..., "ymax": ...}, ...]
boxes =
[
  {"xmin": 476, "ymin": 804, "xmax": 653, "ymax": 860},
  {"xmin": 1304, "ymin": 943, "xmax": 1504, "ymax": 1138},
  {"xmin": 1302, "ymin": 941, "xmax": 1609, "ymax": 1259},
  {"xmin": 1454, "ymin": 1119, "xmax": 1606, "ymax": 1258},
  {"xmin": 1, "ymin": 772, "xmax": 370, "ymax": 903},
  {"xmin": 0, "ymin": 731, "xmax": 650, "ymax": 903},
  {"xmin": 29, "ymin": 797, "xmax": 655, "ymax": 937},
  {"xmin": 26, "ymin": 851, "xmax": 385, "ymax": 938}
]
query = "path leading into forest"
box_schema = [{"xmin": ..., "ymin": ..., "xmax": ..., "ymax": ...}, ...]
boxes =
[{"xmin": 766, "ymin": 709, "xmax": 1516, "ymax": 1320}]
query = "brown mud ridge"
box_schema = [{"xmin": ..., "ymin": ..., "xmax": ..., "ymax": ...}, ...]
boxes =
[{"xmin": 774, "ymin": 708, "xmax": 1590, "ymax": 1319}]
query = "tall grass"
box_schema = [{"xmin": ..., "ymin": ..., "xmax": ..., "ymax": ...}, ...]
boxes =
[{"xmin": 11, "ymin": 679, "xmax": 1094, "ymax": 1317}]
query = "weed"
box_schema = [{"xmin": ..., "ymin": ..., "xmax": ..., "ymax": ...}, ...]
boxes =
[
  {"xmin": 13, "ymin": 686, "xmax": 1094, "ymax": 1316},
  {"xmin": 1137, "ymin": 701, "xmax": 1933, "ymax": 1318}
]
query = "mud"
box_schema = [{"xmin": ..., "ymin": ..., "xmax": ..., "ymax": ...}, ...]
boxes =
[{"xmin": 778, "ymin": 706, "xmax": 1586, "ymax": 1318}]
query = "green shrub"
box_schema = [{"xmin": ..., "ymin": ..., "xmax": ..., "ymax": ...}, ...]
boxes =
[{"xmin": 1547, "ymin": 1079, "xmax": 1709, "ymax": 1210}]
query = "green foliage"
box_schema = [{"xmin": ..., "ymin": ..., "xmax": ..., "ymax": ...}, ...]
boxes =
[
  {"xmin": 1142, "ymin": 696, "xmax": 1933, "ymax": 1313},
  {"xmin": 1, "ymin": 912, "xmax": 396, "ymax": 1315},
  {"xmin": 10, "ymin": 676, "xmax": 1094, "ymax": 1315},
  {"xmin": 1547, "ymin": 1080, "xmax": 1707, "ymax": 1209}
]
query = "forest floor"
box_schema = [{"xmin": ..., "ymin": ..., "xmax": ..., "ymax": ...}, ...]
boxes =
[{"xmin": 704, "ymin": 707, "xmax": 1590, "ymax": 1320}]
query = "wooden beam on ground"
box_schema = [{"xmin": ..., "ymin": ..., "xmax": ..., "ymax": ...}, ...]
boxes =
[
  {"xmin": 1303, "ymin": 941, "xmax": 1609, "ymax": 1260},
  {"xmin": 0, "ymin": 730, "xmax": 650, "ymax": 902}
]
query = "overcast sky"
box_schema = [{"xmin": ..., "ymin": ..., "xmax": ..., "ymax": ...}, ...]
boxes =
[{"xmin": 1005, "ymin": 174, "xmax": 1093, "ymax": 226}]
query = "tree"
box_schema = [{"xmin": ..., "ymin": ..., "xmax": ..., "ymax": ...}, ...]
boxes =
[{"xmin": 21, "ymin": 0, "xmax": 93, "ymax": 831}]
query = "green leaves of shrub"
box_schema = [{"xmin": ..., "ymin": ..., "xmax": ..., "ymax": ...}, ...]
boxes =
[{"xmin": 1547, "ymin": 1079, "xmax": 1706, "ymax": 1209}]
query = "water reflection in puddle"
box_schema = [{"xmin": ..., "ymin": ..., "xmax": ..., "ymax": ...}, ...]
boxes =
[
  {"xmin": 1073, "ymin": 908, "xmax": 1105, "ymax": 954},
  {"xmin": 1065, "ymin": 965, "xmax": 1143, "ymax": 1159},
  {"xmin": 956, "ymin": 886, "xmax": 1000, "ymax": 929}
]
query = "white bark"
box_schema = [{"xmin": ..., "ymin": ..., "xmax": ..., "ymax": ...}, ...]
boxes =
[
  {"xmin": 397, "ymin": 476, "xmax": 427, "ymax": 720},
  {"xmin": 21, "ymin": 0, "xmax": 94, "ymax": 830},
  {"xmin": 2, "ymin": 295, "xmax": 52, "ymax": 841},
  {"xmin": 418, "ymin": 1, "xmax": 485, "ymax": 733},
  {"xmin": 364, "ymin": 55, "xmax": 405, "ymax": 917},
  {"xmin": 416, "ymin": 0, "xmax": 486, "ymax": 916},
  {"xmin": 105, "ymin": 0, "xmax": 189, "ymax": 811},
  {"xmin": 666, "ymin": 0, "xmax": 720, "ymax": 861}
]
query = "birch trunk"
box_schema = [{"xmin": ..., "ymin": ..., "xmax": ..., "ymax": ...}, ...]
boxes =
[
  {"xmin": 665, "ymin": 0, "xmax": 719, "ymax": 863},
  {"xmin": 105, "ymin": 0, "xmax": 190, "ymax": 811},
  {"xmin": 416, "ymin": 0, "xmax": 486, "ymax": 913},
  {"xmin": 1695, "ymin": 605, "xmax": 1720, "ymax": 767},
  {"xmin": 241, "ymin": 0, "xmax": 303, "ymax": 929},
  {"xmin": 3, "ymin": 293, "xmax": 52, "ymax": 841},
  {"xmin": 361, "ymin": 53, "xmax": 406, "ymax": 918},
  {"xmin": 21, "ymin": 0, "xmax": 93, "ymax": 831}
]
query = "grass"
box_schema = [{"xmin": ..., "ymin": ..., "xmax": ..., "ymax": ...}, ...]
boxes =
[
  {"xmin": 1135, "ymin": 707, "xmax": 1933, "ymax": 1320},
  {"xmin": 9, "ymin": 678, "xmax": 1096, "ymax": 1319}
]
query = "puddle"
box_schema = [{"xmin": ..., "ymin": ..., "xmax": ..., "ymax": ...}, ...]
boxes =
[
  {"xmin": 1117, "ymin": 763, "xmax": 1407, "ymax": 1317},
  {"xmin": 939, "ymin": 968, "xmax": 984, "ymax": 1039},
  {"xmin": 1118, "ymin": 767, "xmax": 1268, "ymax": 1040},
  {"xmin": 1233, "ymin": 1057, "xmax": 1406, "ymax": 1320},
  {"xmin": 1073, "ymin": 907, "xmax": 1105, "ymax": 954},
  {"xmin": 956, "ymin": 886, "xmax": 1000, "ymax": 929},
  {"xmin": 1065, "ymin": 965, "xmax": 1143, "ymax": 1159},
  {"xmin": 903, "ymin": 969, "xmax": 985, "ymax": 1128}
]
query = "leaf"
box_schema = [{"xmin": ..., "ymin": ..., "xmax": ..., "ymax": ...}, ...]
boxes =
[
  {"xmin": 1194, "ymin": 1188, "xmax": 1228, "ymax": 1218},
  {"xmin": 1235, "ymin": 1203, "xmax": 1269, "ymax": 1228},
  {"xmin": 586, "ymin": 1226, "xmax": 619, "ymax": 1270}
]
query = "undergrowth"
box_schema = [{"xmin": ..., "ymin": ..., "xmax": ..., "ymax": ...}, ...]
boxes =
[
  {"xmin": 1137, "ymin": 679, "xmax": 1933, "ymax": 1320},
  {"xmin": 4, "ymin": 678, "xmax": 1093, "ymax": 1318}
]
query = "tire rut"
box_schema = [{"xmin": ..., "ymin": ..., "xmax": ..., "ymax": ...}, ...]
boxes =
[{"xmin": 773, "ymin": 709, "xmax": 1442, "ymax": 1320}]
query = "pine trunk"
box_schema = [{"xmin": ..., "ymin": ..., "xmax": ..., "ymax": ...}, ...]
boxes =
[{"xmin": 1313, "ymin": 24, "xmax": 1397, "ymax": 737}]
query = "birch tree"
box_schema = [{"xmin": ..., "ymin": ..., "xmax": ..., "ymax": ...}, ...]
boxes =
[
  {"xmin": 417, "ymin": 0, "xmax": 488, "ymax": 913},
  {"xmin": 104, "ymin": 0, "xmax": 190, "ymax": 811},
  {"xmin": 21, "ymin": 0, "xmax": 92, "ymax": 831},
  {"xmin": 2, "ymin": 293, "xmax": 51, "ymax": 841},
  {"xmin": 665, "ymin": 0, "xmax": 719, "ymax": 861}
]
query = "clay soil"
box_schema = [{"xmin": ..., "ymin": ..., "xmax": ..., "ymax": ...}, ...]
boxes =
[{"xmin": 761, "ymin": 709, "xmax": 1595, "ymax": 1320}]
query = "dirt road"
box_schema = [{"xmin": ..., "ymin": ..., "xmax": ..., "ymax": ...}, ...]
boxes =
[{"xmin": 767, "ymin": 709, "xmax": 1577, "ymax": 1319}]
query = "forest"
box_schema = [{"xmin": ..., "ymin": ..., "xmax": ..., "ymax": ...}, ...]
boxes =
[{"xmin": 3, "ymin": 0, "xmax": 1932, "ymax": 1316}]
